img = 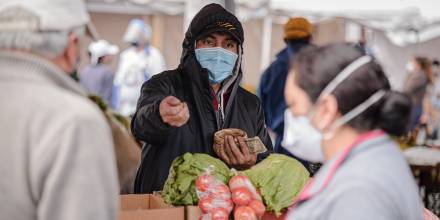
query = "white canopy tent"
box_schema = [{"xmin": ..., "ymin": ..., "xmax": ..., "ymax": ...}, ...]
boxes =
[
  {"xmin": 87, "ymin": 0, "xmax": 440, "ymax": 45},
  {"xmin": 85, "ymin": 0, "xmax": 440, "ymax": 88},
  {"xmin": 236, "ymin": 0, "xmax": 440, "ymax": 88}
]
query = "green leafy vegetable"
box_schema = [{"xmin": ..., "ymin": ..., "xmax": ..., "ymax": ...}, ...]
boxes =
[
  {"xmin": 244, "ymin": 154, "xmax": 309, "ymax": 216},
  {"xmin": 162, "ymin": 153, "xmax": 231, "ymax": 205}
]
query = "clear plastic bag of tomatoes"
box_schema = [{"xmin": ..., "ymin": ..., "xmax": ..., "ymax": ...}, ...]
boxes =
[
  {"xmin": 196, "ymin": 167, "xmax": 233, "ymax": 220},
  {"xmin": 229, "ymin": 170, "xmax": 266, "ymax": 220}
]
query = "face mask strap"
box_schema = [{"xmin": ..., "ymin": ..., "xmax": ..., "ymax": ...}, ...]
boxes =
[
  {"xmin": 323, "ymin": 90, "xmax": 386, "ymax": 139},
  {"xmin": 308, "ymin": 56, "xmax": 372, "ymax": 119},
  {"xmin": 219, "ymin": 46, "xmax": 241, "ymax": 120},
  {"xmin": 318, "ymin": 56, "xmax": 372, "ymax": 100}
]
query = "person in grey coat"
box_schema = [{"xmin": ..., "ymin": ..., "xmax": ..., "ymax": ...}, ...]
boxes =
[
  {"xmin": 0, "ymin": 0, "xmax": 119, "ymax": 220},
  {"xmin": 283, "ymin": 44, "xmax": 422, "ymax": 220}
]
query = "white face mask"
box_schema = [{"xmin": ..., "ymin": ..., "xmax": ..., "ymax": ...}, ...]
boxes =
[
  {"xmin": 282, "ymin": 56, "xmax": 386, "ymax": 163},
  {"xmin": 282, "ymin": 110, "xmax": 324, "ymax": 162}
]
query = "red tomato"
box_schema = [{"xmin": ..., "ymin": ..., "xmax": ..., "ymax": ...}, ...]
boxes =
[
  {"xmin": 247, "ymin": 185, "xmax": 262, "ymax": 201},
  {"xmin": 196, "ymin": 174, "xmax": 216, "ymax": 192},
  {"xmin": 210, "ymin": 207, "xmax": 230, "ymax": 220},
  {"xmin": 210, "ymin": 184, "xmax": 231, "ymax": 200},
  {"xmin": 199, "ymin": 196, "xmax": 214, "ymax": 213},
  {"xmin": 230, "ymin": 174, "xmax": 262, "ymax": 201},
  {"xmin": 221, "ymin": 199, "xmax": 234, "ymax": 213},
  {"xmin": 232, "ymin": 187, "xmax": 253, "ymax": 206},
  {"xmin": 199, "ymin": 196, "xmax": 234, "ymax": 213},
  {"xmin": 215, "ymin": 198, "xmax": 234, "ymax": 213},
  {"xmin": 229, "ymin": 174, "xmax": 248, "ymax": 190},
  {"xmin": 234, "ymin": 206, "xmax": 257, "ymax": 220},
  {"xmin": 249, "ymin": 200, "xmax": 266, "ymax": 217}
]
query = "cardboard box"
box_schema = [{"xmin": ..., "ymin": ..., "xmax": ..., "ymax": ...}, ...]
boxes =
[
  {"xmin": 185, "ymin": 205, "xmax": 203, "ymax": 220},
  {"xmin": 119, "ymin": 194, "xmax": 286, "ymax": 220},
  {"xmin": 119, "ymin": 194, "xmax": 185, "ymax": 220}
]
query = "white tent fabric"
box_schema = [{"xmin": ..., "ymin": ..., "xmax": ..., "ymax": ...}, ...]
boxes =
[
  {"xmin": 85, "ymin": 0, "xmax": 440, "ymax": 88},
  {"xmin": 237, "ymin": 0, "xmax": 440, "ymax": 46},
  {"xmin": 368, "ymin": 30, "xmax": 440, "ymax": 89},
  {"xmin": 87, "ymin": 0, "xmax": 440, "ymax": 46}
]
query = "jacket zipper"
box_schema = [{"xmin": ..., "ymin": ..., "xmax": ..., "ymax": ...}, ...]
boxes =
[{"xmin": 218, "ymin": 103, "xmax": 224, "ymax": 129}]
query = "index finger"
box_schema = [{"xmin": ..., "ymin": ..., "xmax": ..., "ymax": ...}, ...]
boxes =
[
  {"xmin": 227, "ymin": 135, "xmax": 244, "ymax": 158},
  {"xmin": 237, "ymin": 136, "xmax": 250, "ymax": 156}
]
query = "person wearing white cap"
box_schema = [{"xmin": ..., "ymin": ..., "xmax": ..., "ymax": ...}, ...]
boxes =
[
  {"xmin": 114, "ymin": 19, "xmax": 166, "ymax": 116},
  {"xmin": 0, "ymin": 0, "xmax": 119, "ymax": 220},
  {"xmin": 80, "ymin": 40, "xmax": 119, "ymax": 105}
]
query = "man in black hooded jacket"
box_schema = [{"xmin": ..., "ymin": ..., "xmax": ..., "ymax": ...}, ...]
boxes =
[{"xmin": 131, "ymin": 3, "xmax": 273, "ymax": 193}]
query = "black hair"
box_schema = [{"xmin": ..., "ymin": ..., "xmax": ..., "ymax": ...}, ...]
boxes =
[
  {"xmin": 87, "ymin": 51, "xmax": 105, "ymax": 64},
  {"xmin": 414, "ymin": 56, "xmax": 434, "ymax": 84},
  {"xmin": 97, "ymin": 57, "xmax": 105, "ymax": 64},
  {"xmin": 291, "ymin": 43, "xmax": 412, "ymax": 136},
  {"xmin": 433, "ymin": 59, "xmax": 440, "ymax": 66}
]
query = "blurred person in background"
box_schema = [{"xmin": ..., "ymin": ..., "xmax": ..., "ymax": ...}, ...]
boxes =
[
  {"xmin": 431, "ymin": 59, "xmax": 440, "ymax": 111},
  {"xmin": 82, "ymin": 40, "xmax": 141, "ymax": 193},
  {"xmin": 404, "ymin": 56, "xmax": 434, "ymax": 131},
  {"xmin": 131, "ymin": 4, "xmax": 273, "ymax": 194},
  {"xmin": 257, "ymin": 17, "xmax": 317, "ymax": 173},
  {"xmin": 284, "ymin": 44, "xmax": 422, "ymax": 220},
  {"xmin": 0, "ymin": 0, "xmax": 119, "ymax": 219},
  {"xmin": 427, "ymin": 59, "xmax": 440, "ymax": 140},
  {"xmin": 80, "ymin": 40, "xmax": 119, "ymax": 105},
  {"xmin": 114, "ymin": 19, "xmax": 166, "ymax": 116}
]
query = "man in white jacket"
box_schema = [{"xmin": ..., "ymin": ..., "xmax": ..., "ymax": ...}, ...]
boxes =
[
  {"xmin": 0, "ymin": 0, "xmax": 119, "ymax": 220},
  {"xmin": 114, "ymin": 19, "xmax": 166, "ymax": 116}
]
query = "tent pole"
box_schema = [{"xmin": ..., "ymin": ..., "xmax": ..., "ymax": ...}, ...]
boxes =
[
  {"xmin": 225, "ymin": 0, "xmax": 235, "ymax": 14},
  {"xmin": 260, "ymin": 16, "xmax": 272, "ymax": 72}
]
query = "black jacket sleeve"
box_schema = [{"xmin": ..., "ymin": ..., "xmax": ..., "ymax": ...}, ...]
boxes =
[
  {"xmin": 131, "ymin": 74, "xmax": 174, "ymax": 145},
  {"xmin": 255, "ymin": 99, "xmax": 274, "ymax": 162}
]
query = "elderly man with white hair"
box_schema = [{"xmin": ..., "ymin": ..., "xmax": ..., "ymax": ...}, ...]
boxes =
[{"xmin": 0, "ymin": 0, "xmax": 119, "ymax": 220}]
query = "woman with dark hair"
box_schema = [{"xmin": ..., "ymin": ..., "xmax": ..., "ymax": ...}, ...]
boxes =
[
  {"xmin": 404, "ymin": 56, "xmax": 434, "ymax": 131},
  {"xmin": 283, "ymin": 44, "xmax": 423, "ymax": 219}
]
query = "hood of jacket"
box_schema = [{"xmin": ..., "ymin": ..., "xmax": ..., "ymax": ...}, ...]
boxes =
[{"xmin": 180, "ymin": 3, "xmax": 245, "ymax": 99}]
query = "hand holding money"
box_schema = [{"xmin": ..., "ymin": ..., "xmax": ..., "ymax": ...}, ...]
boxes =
[
  {"xmin": 213, "ymin": 129, "xmax": 267, "ymax": 156},
  {"xmin": 217, "ymin": 135, "xmax": 256, "ymax": 170},
  {"xmin": 213, "ymin": 129, "xmax": 268, "ymax": 170},
  {"xmin": 213, "ymin": 128, "xmax": 247, "ymax": 156},
  {"xmin": 244, "ymin": 136, "xmax": 268, "ymax": 154}
]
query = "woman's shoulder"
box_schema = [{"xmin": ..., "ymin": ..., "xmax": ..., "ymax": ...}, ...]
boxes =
[{"xmin": 333, "ymin": 138, "xmax": 421, "ymax": 206}]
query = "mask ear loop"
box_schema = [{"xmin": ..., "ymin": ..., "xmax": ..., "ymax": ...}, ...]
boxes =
[
  {"xmin": 322, "ymin": 90, "xmax": 386, "ymax": 140},
  {"xmin": 306, "ymin": 56, "xmax": 373, "ymax": 130},
  {"xmin": 318, "ymin": 56, "xmax": 372, "ymax": 100}
]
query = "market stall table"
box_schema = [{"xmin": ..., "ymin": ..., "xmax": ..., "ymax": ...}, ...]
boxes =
[{"xmin": 404, "ymin": 146, "xmax": 440, "ymax": 217}]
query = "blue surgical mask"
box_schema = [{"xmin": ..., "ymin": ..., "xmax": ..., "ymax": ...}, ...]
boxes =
[{"xmin": 195, "ymin": 47, "xmax": 238, "ymax": 84}]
